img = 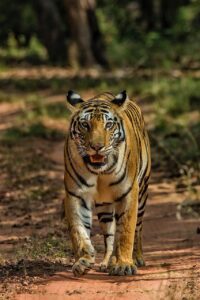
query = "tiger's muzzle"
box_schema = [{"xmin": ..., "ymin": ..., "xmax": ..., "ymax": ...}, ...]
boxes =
[
  {"xmin": 83, "ymin": 142, "xmax": 110, "ymax": 169},
  {"xmin": 83, "ymin": 153, "xmax": 108, "ymax": 168}
]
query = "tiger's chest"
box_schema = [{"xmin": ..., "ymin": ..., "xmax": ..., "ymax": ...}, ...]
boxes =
[{"xmin": 82, "ymin": 172, "xmax": 133, "ymax": 205}]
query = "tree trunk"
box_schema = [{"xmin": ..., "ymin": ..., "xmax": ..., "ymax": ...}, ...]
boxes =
[
  {"xmin": 64, "ymin": 0, "xmax": 108, "ymax": 68},
  {"xmin": 33, "ymin": 0, "xmax": 67, "ymax": 64},
  {"xmin": 160, "ymin": 0, "xmax": 190, "ymax": 30},
  {"xmin": 139, "ymin": 0, "xmax": 156, "ymax": 31},
  {"xmin": 87, "ymin": 5, "xmax": 109, "ymax": 68}
]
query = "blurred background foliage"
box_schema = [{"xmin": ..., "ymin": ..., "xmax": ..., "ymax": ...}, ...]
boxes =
[
  {"xmin": 0, "ymin": 0, "xmax": 199, "ymax": 68},
  {"xmin": 0, "ymin": 0, "xmax": 199, "ymax": 190}
]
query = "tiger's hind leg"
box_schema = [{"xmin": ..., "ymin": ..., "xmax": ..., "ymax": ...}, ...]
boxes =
[
  {"xmin": 133, "ymin": 226, "xmax": 145, "ymax": 267},
  {"xmin": 64, "ymin": 193, "xmax": 95, "ymax": 276},
  {"xmin": 133, "ymin": 184, "xmax": 148, "ymax": 267},
  {"xmin": 96, "ymin": 203, "xmax": 115, "ymax": 272}
]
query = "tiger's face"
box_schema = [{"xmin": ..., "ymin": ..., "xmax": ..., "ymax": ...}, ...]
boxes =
[{"xmin": 66, "ymin": 91, "xmax": 127, "ymax": 173}]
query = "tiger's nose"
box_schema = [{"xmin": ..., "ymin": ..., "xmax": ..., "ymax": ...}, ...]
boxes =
[{"xmin": 90, "ymin": 142, "xmax": 104, "ymax": 151}]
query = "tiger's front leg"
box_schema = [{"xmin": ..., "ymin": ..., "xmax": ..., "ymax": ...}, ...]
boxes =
[
  {"xmin": 64, "ymin": 192, "xmax": 95, "ymax": 276},
  {"xmin": 109, "ymin": 184, "xmax": 138, "ymax": 276},
  {"xmin": 96, "ymin": 203, "xmax": 116, "ymax": 272}
]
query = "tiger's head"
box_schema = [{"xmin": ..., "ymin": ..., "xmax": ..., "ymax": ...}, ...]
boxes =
[{"xmin": 66, "ymin": 90, "xmax": 128, "ymax": 173}]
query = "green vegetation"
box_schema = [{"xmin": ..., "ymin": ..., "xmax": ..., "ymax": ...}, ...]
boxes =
[
  {"xmin": 16, "ymin": 234, "xmax": 71, "ymax": 261},
  {"xmin": 2, "ymin": 123, "xmax": 64, "ymax": 143},
  {"xmin": 150, "ymin": 77, "xmax": 200, "ymax": 179},
  {"xmin": 0, "ymin": 35, "xmax": 47, "ymax": 67},
  {"xmin": 97, "ymin": 9, "xmax": 200, "ymax": 69},
  {"xmin": 0, "ymin": 1, "xmax": 200, "ymax": 68}
]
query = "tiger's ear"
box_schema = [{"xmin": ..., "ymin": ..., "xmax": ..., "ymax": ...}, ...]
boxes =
[
  {"xmin": 66, "ymin": 90, "xmax": 84, "ymax": 109},
  {"xmin": 111, "ymin": 90, "xmax": 128, "ymax": 107}
]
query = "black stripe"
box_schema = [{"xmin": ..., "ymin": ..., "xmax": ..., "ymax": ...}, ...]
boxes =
[
  {"xmin": 100, "ymin": 218, "xmax": 113, "ymax": 223},
  {"xmin": 139, "ymin": 140, "xmax": 150, "ymax": 187},
  {"xmin": 70, "ymin": 120, "xmax": 77, "ymax": 139},
  {"xmin": 80, "ymin": 199, "xmax": 90, "ymax": 211},
  {"xmin": 64, "ymin": 165, "xmax": 82, "ymax": 188},
  {"xmin": 84, "ymin": 109, "xmax": 94, "ymax": 113},
  {"xmin": 119, "ymin": 119, "xmax": 125, "ymax": 142},
  {"xmin": 104, "ymin": 234, "xmax": 114, "ymax": 238},
  {"xmin": 65, "ymin": 188, "xmax": 90, "ymax": 211},
  {"xmin": 126, "ymin": 109, "xmax": 141, "ymax": 163},
  {"xmin": 115, "ymin": 185, "xmax": 132, "ymax": 202},
  {"xmin": 110, "ymin": 152, "xmax": 130, "ymax": 186},
  {"xmin": 83, "ymin": 223, "xmax": 91, "ymax": 230},
  {"xmin": 127, "ymin": 109, "xmax": 140, "ymax": 153},
  {"xmin": 139, "ymin": 184, "xmax": 148, "ymax": 201},
  {"xmin": 130, "ymin": 104, "xmax": 142, "ymax": 125},
  {"xmin": 137, "ymin": 210, "xmax": 145, "ymax": 218},
  {"xmin": 84, "ymin": 163, "xmax": 100, "ymax": 175},
  {"xmin": 129, "ymin": 103, "xmax": 142, "ymax": 130},
  {"xmin": 67, "ymin": 141, "xmax": 94, "ymax": 188},
  {"xmin": 115, "ymin": 212, "xmax": 125, "ymax": 221},
  {"xmin": 136, "ymin": 220, "xmax": 143, "ymax": 227},
  {"xmin": 138, "ymin": 193, "xmax": 148, "ymax": 211},
  {"xmin": 95, "ymin": 202, "xmax": 112, "ymax": 207},
  {"xmin": 82, "ymin": 214, "xmax": 90, "ymax": 219},
  {"xmin": 116, "ymin": 141, "xmax": 127, "ymax": 175},
  {"xmin": 139, "ymin": 162, "xmax": 148, "ymax": 187},
  {"xmin": 138, "ymin": 140, "xmax": 142, "ymax": 173},
  {"xmin": 100, "ymin": 109, "xmax": 110, "ymax": 113},
  {"xmin": 141, "ymin": 177, "xmax": 149, "ymax": 192},
  {"xmin": 125, "ymin": 110, "xmax": 134, "ymax": 127},
  {"xmin": 143, "ymin": 174, "xmax": 150, "ymax": 186},
  {"xmin": 97, "ymin": 212, "xmax": 113, "ymax": 219},
  {"xmin": 104, "ymin": 154, "xmax": 118, "ymax": 174},
  {"xmin": 139, "ymin": 174, "xmax": 150, "ymax": 192}
]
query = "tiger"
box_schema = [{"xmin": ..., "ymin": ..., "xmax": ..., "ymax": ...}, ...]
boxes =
[{"xmin": 64, "ymin": 90, "xmax": 151, "ymax": 276}]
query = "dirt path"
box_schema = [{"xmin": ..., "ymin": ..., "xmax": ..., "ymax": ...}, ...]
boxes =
[
  {"xmin": 0, "ymin": 99, "xmax": 199, "ymax": 300},
  {"xmin": 15, "ymin": 143, "xmax": 200, "ymax": 300}
]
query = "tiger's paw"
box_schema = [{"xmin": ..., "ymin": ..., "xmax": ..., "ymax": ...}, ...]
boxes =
[
  {"xmin": 109, "ymin": 262, "xmax": 137, "ymax": 276},
  {"xmin": 99, "ymin": 255, "xmax": 115, "ymax": 272},
  {"xmin": 99, "ymin": 263, "xmax": 108, "ymax": 273},
  {"xmin": 72, "ymin": 258, "xmax": 92, "ymax": 276},
  {"xmin": 135, "ymin": 256, "xmax": 146, "ymax": 267}
]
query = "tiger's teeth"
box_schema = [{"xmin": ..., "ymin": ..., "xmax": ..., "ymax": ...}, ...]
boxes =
[{"xmin": 90, "ymin": 154, "xmax": 105, "ymax": 163}]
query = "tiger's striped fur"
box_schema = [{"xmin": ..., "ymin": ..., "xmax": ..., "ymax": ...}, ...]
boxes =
[{"xmin": 64, "ymin": 90, "xmax": 151, "ymax": 276}]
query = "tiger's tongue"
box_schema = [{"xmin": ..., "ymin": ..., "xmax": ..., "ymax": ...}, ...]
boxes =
[{"xmin": 90, "ymin": 154, "xmax": 105, "ymax": 163}]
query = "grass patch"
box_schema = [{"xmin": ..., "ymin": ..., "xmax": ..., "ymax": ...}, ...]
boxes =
[
  {"xmin": 0, "ymin": 91, "xmax": 43, "ymax": 104},
  {"xmin": 0, "ymin": 138, "xmax": 66, "ymax": 262},
  {"xmin": 16, "ymin": 234, "xmax": 71, "ymax": 261},
  {"xmin": 0, "ymin": 35, "xmax": 48, "ymax": 66},
  {"xmin": 34, "ymin": 102, "xmax": 70, "ymax": 119},
  {"xmin": 147, "ymin": 76, "xmax": 200, "ymax": 181},
  {"xmin": 151, "ymin": 120, "xmax": 200, "ymax": 173},
  {"xmin": 152, "ymin": 77, "xmax": 200, "ymax": 116},
  {"xmin": 2, "ymin": 123, "xmax": 64, "ymax": 144}
]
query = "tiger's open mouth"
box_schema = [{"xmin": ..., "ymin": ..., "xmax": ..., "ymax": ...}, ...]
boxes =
[
  {"xmin": 83, "ymin": 154, "xmax": 107, "ymax": 168},
  {"xmin": 89, "ymin": 154, "xmax": 105, "ymax": 163}
]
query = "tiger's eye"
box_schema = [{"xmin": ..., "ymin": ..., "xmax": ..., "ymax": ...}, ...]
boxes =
[
  {"xmin": 81, "ymin": 121, "xmax": 90, "ymax": 130},
  {"xmin": 106, "ymin": 121, "xmax": 114, "ymax": 129}
]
